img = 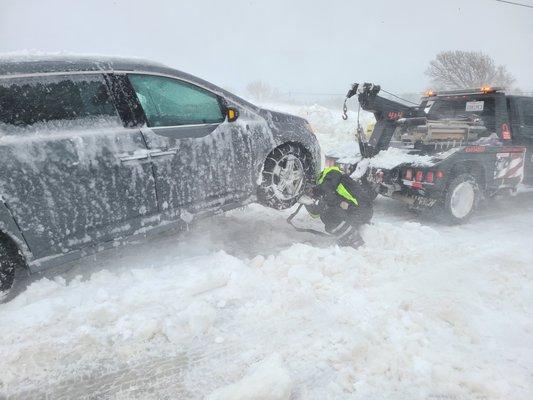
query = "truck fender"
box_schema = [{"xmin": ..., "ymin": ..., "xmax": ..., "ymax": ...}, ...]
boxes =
[{"xmin": 449, "ymin": 161, "xmax": 487, "ymax": 190}]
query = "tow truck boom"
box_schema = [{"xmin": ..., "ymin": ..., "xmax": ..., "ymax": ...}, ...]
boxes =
[{"xmin": 345, "ymin": 83, "xmax": 423, "ymax": 157}]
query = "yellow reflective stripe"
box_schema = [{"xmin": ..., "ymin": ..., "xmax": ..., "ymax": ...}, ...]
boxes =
[
  {"xmin": 317, "ymin": 167, "xmax": 359, "ymax": 206},
  {"xmin": 336, "ymin": 183, "xmax": 359, "ymax": 206},
  {"xmin": 317, "ymin": 166, "xmax": 342, "ymax": 184}
]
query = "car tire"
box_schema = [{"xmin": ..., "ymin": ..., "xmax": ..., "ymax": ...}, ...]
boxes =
[
  {"xmin": 0, "ymin": 237, "xmax": 23, "ymax": 301},
  {"xmin": 258, "ymin": 143, "xmax": 314, "ymax": 210},
  {"xmin": 441, "ymin": 173, "xmax": 480, "ymax": 224}
]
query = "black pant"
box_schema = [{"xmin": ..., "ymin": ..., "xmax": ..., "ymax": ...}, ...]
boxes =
[{"xmin": 320, "ymin": 204, "xmax": 372, "ymax": 247}]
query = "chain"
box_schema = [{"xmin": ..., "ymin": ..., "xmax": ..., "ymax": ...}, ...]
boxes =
[{"xmin": 342, "ymin": 98, "xmax": 349, "ymax": 120}]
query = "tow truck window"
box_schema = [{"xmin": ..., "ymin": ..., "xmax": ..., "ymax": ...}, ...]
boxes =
[{"xmin": 428, "ymin": 97, "xmax": 496, "ymax": 132}]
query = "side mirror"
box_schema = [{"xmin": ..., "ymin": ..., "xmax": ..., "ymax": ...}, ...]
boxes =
[{"xmin": 227, "ymin": 107, "xmax": 239, "ymax": 122}]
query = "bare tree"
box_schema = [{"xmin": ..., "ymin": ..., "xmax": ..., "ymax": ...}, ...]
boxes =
[
  {"xmin": 246, "ymin": 81, "xmax": 282, "ymax": 102},
  {"xmin": 426, "ymin": 50, "xmax": 515, "ymax": 90},
  {"xmin": 246, "ymin": 81, "xmax": 270, "ymax": 101}
]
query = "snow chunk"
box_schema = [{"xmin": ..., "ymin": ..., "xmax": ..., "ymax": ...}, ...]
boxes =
[
  {"xmin": 326, "ymin": 141, "xmax": 434, "ymax": 174},
  {"xmin": 207, "ymin": 354, "xmax": 292, "ymax": 400},
  {"xmin": 368, "ymin": 147, "xmax": 434, "ymax": 169},
  {"xmin": 350, "ymin": 148, "xmax": 434, "ymax": 180}
]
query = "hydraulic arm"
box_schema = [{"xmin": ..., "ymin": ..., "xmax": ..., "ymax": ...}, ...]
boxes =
[{"xmin": 344, "ymin": 83, "xmax": 423, "ymax": 157}]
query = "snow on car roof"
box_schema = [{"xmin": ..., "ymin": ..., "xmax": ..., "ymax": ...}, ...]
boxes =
[
  {"xmin": 0, "ymin": 51, "xmax": 260, "ymax": 112},
  {"xmin": 0, "ymin": 51, "xmax": 168, "ymax": 76}
]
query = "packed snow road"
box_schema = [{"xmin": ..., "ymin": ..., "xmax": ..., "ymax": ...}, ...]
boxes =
[{"xmin": 1, "ymin": 192, "xmax": 532, "ymax": 400}]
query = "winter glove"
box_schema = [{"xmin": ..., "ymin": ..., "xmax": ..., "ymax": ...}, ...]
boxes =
[
  {"xmin": 298, "ymin": 195, "xmax": 316, "ymax": 206},
  {"xmin": 306, "ymin": 185, "xmax": 322, "ymax": 200}
]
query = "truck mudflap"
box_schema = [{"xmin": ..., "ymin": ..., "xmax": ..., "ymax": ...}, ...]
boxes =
[{"xmin": 493, "ymin": 149, "xmax": 526, "ymax": 188}]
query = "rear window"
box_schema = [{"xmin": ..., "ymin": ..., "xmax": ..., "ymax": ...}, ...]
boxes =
[
  {"xmin": 0, "ymin": 74, "xmax": 120, "ymax": 129},
  {"xmin": 427, "ymin": 96, "xmax": 496, "ymax": 132}
]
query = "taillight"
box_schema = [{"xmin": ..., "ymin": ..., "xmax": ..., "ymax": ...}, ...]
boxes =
[
  {"xmin": 501, "ymin": 123, "xmax": 512, "ymax": 140},
  {"xmin": 405, "ymin": 169, "xmax": 443, "ymax": 186}
]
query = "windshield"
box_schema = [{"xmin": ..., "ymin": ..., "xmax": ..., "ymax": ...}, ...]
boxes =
[{"xmin": 427, "ymin": 96, "xmax": 497, "ymax": 132}]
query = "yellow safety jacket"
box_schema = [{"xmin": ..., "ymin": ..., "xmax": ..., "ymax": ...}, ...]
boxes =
[{"xmin": 316, "ymin": 166, "xmax": 359, "ymax": 206}]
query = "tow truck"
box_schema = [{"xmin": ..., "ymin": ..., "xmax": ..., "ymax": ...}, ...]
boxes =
[{"xmin": 326, "ymin": 83, "xmax": 533, "ymax": 223}]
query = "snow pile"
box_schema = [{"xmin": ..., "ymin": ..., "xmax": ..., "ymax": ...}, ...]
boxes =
[
  {"xmin": 262, "ymin": 103, "xmax": 435, "ymax": 169},
  {"xmin": 368, "ymin": 147, "xmax": 434, "ymax": 169},
  {"xmin": 346, "ymin": 146, "xmax": 435, "ymax": 179},
  {"xmin": 329, "ymin": 145, "xmax": 435, "ymax": 174},
  {"xmin": 348, "ymin": 147, "xmax": 435, "ymax": 179},
  {"xmin": 1, "ymin": 209, "xmax": 532, "ymax": 399},
  {"xmin": 261, "ymin": 103, "xmax": 373, "ymax": 155}
]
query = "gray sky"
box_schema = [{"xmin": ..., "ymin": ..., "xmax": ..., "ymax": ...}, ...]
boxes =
[{"xmin": 1, "ymin": 0, "xmax": 532, "ymax": 96}]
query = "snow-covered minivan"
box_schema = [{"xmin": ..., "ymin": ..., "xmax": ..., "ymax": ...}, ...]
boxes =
[{"xmin": 0, "ymin": 55, "xmax": 320, "ymax": 296}]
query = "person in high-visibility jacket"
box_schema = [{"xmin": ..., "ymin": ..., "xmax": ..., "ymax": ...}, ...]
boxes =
[{"xmin": 303, "ymin": 166, "xmax": 375, "ymax": 248}]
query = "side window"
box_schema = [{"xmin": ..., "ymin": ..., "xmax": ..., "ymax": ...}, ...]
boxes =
[
  {"xmin": 0, "ymin": 74, "xmax": 120, "ymax": 129},
  {"xmin": 520, "ymin": 98, "xmax": 533, "ymax": 127},
  {"xmin": 128, "ymin": 74, "xmax": 224, "ymax": 127}
]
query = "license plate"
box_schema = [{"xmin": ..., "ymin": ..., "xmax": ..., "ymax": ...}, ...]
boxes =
[{"xmin": 465, "ymin": 101, "xmax": 484, "ymax": 112}]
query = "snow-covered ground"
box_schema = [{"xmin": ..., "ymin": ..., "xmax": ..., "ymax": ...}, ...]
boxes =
[{"xmin": 1, "ymin": 104, "xmax": 532, "ymax": 400}]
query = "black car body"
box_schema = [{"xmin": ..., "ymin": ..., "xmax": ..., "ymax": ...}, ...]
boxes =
[{"xmin": 0, "ymin": 55, "xmax": 320, "ymax": 283}]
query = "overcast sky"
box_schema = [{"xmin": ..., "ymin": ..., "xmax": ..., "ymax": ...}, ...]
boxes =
[{"xmin": 1, "ymin": 0, "xmax": 532, "ymax": 96}]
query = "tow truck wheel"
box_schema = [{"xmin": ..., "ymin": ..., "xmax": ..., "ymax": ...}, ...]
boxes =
[
  {"xmin": 0, "ymin": 237, "xmax": 23, "ymax": 302},
  {"xmin": 258, "ymin": 143, "xmax": 314, "ymax": 210},
  {"xmin": 442, "ymin": 173, "xmax": 480, "ymax": 224}
]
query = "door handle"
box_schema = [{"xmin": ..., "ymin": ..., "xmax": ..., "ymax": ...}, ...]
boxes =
[
  {"xmin": 119, "ymin": 153, "xmax": 150, "ymax": 162},
  {"xmin": 118, "ymin": 148, "xmax": 177, "ymax": 163},
  {"xmin": 148, "ymin": 149, "xmax": 178, "ymax": 158}
]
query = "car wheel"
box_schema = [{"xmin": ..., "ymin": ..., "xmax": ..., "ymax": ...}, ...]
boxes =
[
  {"xmin": 0, "ymin": 238, "xmax": 23, "ymax": 301},
  {"xmin": 442, "ymin": 173, "xmax": 480, "ymax": 224},
  {"xmin": 258, "ymin": 143, "xmax": 314, "ymax": 209}
]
